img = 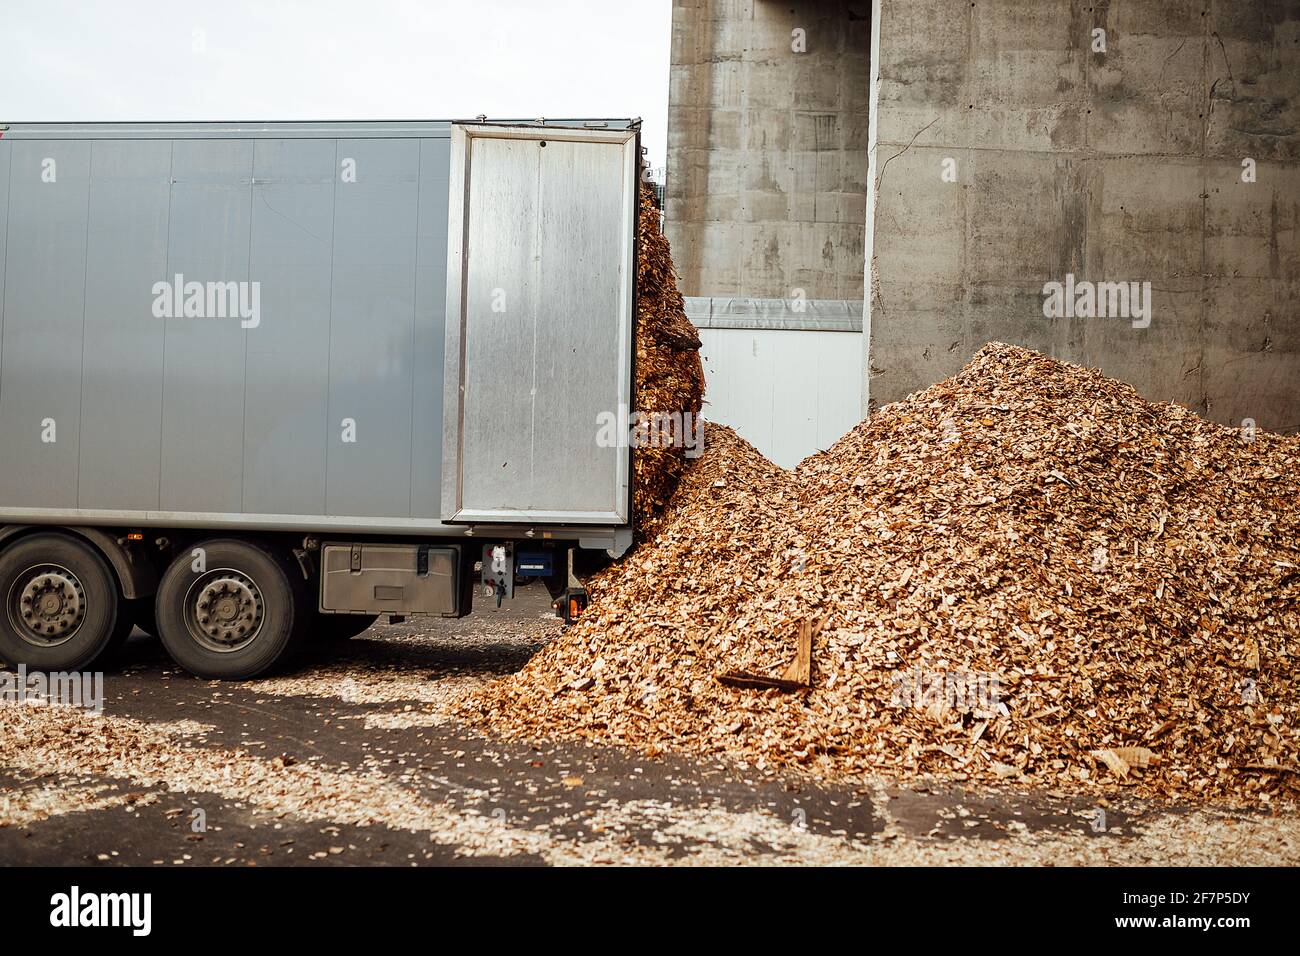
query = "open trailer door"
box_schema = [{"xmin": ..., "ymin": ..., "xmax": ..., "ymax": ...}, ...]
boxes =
[{"xmin": 440, "ymin": 122, "xmax": 638, "ymax": 526}]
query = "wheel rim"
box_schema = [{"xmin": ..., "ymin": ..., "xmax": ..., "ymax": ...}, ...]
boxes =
[
  {"xmin": 6, "ymin": 564, "xmax": 88, "ymax": 648},
  {"xmin": 184, "ymin": 569, "xmax": 265, "ymax": 653}
]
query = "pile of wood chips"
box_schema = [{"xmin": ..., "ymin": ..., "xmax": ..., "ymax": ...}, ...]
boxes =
[
  {"xmin": 463, "ymin": 344, "xmax": 1300, "ymax": 806},
  {"xmin": 630, "ymin": 180, "xmax": 706, "ymax": 527}
]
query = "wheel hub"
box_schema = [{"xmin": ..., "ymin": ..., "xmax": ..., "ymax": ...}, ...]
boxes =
[
  {"xmin": 187, "ymin": 571, "xmax": 264, "ymax": 652},
  {"xmin": 8, "ymin": 565, "xmax": 86, "ymax": 647}
]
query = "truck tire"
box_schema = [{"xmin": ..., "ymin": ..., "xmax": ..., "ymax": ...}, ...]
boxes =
[
  {"xmin": 0, "ymin": 532, "xmax": 127, "ymax": 671},
  {"xmin": 314, "ymin": 613, "xmax": 379, "ymax": 641},
  {"xmin": 155, "ymin": 539, "xmax": 308, "ymax": 680}
]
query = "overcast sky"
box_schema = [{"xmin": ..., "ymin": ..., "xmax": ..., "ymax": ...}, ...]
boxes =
[{"xmin": 0, "ymin": 0, "xmax": 672, "ymax": 169}]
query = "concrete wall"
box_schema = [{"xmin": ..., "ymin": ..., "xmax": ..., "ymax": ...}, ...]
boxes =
[
  {"xmin": 667, "ymin": 0, "xmax": 872, "ymax": 301},
  {"xmin": 865, "ymin": 0, "xmax": 1300, "ymax": 432}
]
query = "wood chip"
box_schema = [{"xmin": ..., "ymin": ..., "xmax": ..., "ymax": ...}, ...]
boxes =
[{"xmin": 464, "ymin": 332, "xmax": 1300, "ymax": 808}]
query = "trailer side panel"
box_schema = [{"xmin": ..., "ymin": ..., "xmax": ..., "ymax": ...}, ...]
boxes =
[{"xmin": 0, "ymin": 120, "xmax": 634, "ymax": 543}]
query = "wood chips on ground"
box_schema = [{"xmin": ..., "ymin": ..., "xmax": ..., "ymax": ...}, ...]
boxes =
[{"xmin": 463, "ymin": 343, "xmax": 1300, "ymax": 807}]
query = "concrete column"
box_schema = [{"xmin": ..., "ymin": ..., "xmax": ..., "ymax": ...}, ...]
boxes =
[
  {"xmin": 863, "ymin": 0, "xmax": 1299, "ymax": 431},
  {"xmin": 666, "ymin": 0, "xmax": 872, "ymax": 302}
]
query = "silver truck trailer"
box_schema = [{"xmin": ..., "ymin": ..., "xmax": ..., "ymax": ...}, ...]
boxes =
[{"xmin": 0, "ymin": 118, "xmax": 640, "ymax": 678}]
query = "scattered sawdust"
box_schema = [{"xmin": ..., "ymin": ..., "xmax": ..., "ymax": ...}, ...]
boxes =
[
  {"xmin": 251, "ymin": 668, "xmax": 472, "ymax": 708},
  {"xmin": 0, "ymin": 701, "xmax": 551, "ymax": 859},
  {"xmin": 3, "ymin": 700, "xmax": 1297, "ymax": 864},
  {"xmin": 352, "ymin": 711, "xmax": 450, "ymax": 731},
  {"xmin": 0, "ymin": 778, "xmax": 154, "ymax": 827},
  {"xmin": 147, "ymin": 719, "xmax": 216, "ymax": 738}
]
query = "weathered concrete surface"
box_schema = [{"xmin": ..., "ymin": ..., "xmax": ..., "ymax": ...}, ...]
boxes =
[
  {"xmin": 865, "ymin": 0, "xmax": 1299, "ymax": 432},
  {"xmin": 666, "ymin": 0, "xmax": 872, "ymax": 301}
]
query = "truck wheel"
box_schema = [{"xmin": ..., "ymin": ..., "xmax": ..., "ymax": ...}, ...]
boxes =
[
  {"xmin": 0, "ymin": 532, "xmax": 126, "ymax": 671},
  {"xmin": 155, "ymin": 539, "xmax": 308, "ymax": 680},
  {"xmin": 314, "ymin": 613, "xmax": 379, "ymax": 641}
]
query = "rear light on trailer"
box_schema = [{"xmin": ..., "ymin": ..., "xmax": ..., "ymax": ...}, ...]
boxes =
[{"xmin": 563, "ymin": 589, "xmax": 589, "ymax": 624}]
